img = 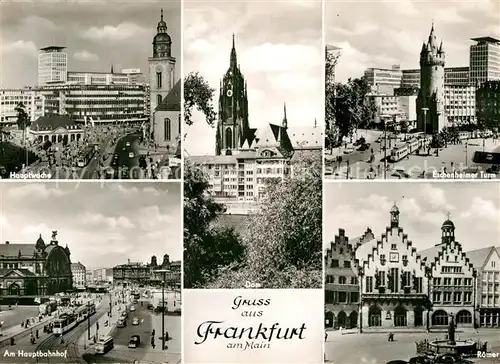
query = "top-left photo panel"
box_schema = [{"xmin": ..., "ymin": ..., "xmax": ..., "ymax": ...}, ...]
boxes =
[{"xmin": 0, "ymin": 0, "xmax": 181, "ymax": 180}]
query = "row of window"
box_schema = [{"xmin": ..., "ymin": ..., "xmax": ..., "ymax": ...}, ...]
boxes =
[
  {"xmin": 433, "ymin": 277, "xmax": 473, "ymax": 286},
  {"xmin": 432, "ymin": 291, "xmax": 472, "ymax": 304},
  {"xmin": 326, "ymin": 275, "xmax": 358, "ymax": 285},
  {"xmin": 325, "ymin": 290, "xmax": 359, "ymax": 304}
]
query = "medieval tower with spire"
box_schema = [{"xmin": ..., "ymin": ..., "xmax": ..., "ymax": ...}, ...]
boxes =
[
  {"xmin": 215, "ymin": 35, "xmax": 250, "ymax": 156},
  {"xmin": 416, "ymin": 23, "xmax": 446, "ymax": 134},
  {"xmin": 148, "ymin": 8, "xmax": 176, "ymax": 119}
]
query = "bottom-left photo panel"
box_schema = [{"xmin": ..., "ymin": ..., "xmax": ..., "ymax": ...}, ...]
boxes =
[{"xmin": 0, "ymin": 181, "xmax": 182, "ymax": 364}]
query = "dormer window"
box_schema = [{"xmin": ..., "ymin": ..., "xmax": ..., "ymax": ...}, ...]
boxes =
[
  {"xmin": 391, "ymin": 244, "xmax": 397, "ymax": 250},
  {"xmin": 380, "ymin": 254, "xmax": 386, "ymax": 266}
]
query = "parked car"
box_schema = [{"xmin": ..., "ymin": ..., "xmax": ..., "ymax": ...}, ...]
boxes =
[
  {"xmin": 117, "ymin": 319, "xmax": 126, "ymax": 328},
  {"xmin": 132, "ymin": 317, "xmax": 139, "ymax": 325},
  {"xmin": 130, "ymin": 305, "xmax": 136, "ymax": 312},
  {"xmin": 128, "ymin": 335, "xmax": 140, "ymax": 348}
]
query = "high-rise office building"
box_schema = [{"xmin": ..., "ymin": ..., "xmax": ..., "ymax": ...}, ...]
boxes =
[
  {"xmin": 37, "ymin": 46, "xmax": 68, "ymax": 86},
  {"xmin": 469, "ymin": 37, "xmax": 500, "ymax": 85}
]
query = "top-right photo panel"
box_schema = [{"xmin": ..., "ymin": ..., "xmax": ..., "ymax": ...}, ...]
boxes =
[{"xmin": 325, "ymin": 0, "xmax": 500, "ymax": 180}]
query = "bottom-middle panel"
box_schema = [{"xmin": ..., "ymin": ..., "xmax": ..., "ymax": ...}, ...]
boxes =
[{"xmin": 183, "ymin": 289, "xmax": 324, "ymax": 364}]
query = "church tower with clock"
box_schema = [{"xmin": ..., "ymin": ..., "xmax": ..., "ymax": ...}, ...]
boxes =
[
  {"xmin": 215, "ymin": 35, "xmax": 250, "ymax": 156},
  {"xmin": 148, "ymin": 9, "xmax": 176, "ymax": 119}
]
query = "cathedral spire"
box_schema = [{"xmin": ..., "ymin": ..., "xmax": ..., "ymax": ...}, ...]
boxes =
[
  {"xmin": 282, "ymin": 102, "xmax": 288, "ymax": 129},
  {"xmin": 230, "ymin": 34, "xmax": 237, "ymax": 68},
  {"xmin": 161, "ymin": 8, "xmax": 164, "ymax": 21},
  {"xmin": 110, "ymin": 64, "xmax": 114, "ymax": 74}
]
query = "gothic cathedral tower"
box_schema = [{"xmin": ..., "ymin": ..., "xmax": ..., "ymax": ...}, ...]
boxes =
[
  {"xmin": 215, "ymin": 35, "xmax": 249, "ymax": 156},
  {"xmin": 148, "ymin": 9, "xmax": 176, "ymax": 119},
  {"xmin": 417, "ymin": 24, "xmax": 446, "ymax": 134}
]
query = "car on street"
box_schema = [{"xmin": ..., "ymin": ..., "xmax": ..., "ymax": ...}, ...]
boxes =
[
  {"xmin": 129, "ymin": 152, "xmax": 134, "ymax": 158},
  {"xmin": 128, "ymin": 335, "xmax": 140, "ymax": 349},
  {"xmin": 357, "ymin": 143, "xmax": 370, "ymax": 151},
  {"xmin": 121, "ymin": 311, "xmax": 128, "ymax": 319},
  {"xmin": 132, "ymin": 317, "xmax": 139, "ymax": 325},
  {"xmin": 130, "ymin": 305, "xmax": 136, "ymax": 312},
  {"xmin": 125, "ymin": 141, "xmax": 131, "ymax": 147},
  {"xmin": 147, "ymin": 304, "xmax": 154, "ymax": 310},
  {"xmin": 117, "ymin": 318, "xmax": 126, "ymax": 328},
  {"xmin": 343, "ymin": 147, "xmax": 354, "ymax": 154}
]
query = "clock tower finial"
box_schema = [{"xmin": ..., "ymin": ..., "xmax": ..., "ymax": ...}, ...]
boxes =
[{"xmin": 161, "ymin": 8, "xmax": 163, "ymax": 21}]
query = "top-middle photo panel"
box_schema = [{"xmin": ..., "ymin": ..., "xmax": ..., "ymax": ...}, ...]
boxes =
[
  {"xmin": 325, "ymin": 0, "xmax": 500, "ymax": 180},
  {"xmin": 183, "ymin": 0, "xmax": 323, "ymax": 289}
]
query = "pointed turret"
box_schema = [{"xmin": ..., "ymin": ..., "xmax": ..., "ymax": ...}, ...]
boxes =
[
  {"xmin": 230, "ymin": 34, "xmax": 237, "ymax": 69},
  {"xmin": 110, "ymin": 65, "xmax": 114, "ymax": 74},
  {"xmin": 428, "ymin": 23, "xmax": 437, "ymax": 50},
  {"xmin": 438, "ymin": 40, "xmax": 444, "ymax": 54}
]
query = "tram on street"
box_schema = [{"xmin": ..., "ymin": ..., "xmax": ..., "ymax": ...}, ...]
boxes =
[{"xmin": 53, "ymin": 302, "xmax": 96, "ymax": 336}]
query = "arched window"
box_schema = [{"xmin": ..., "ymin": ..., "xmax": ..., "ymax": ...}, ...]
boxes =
[
  {"xmin": 157, "ymin": 72, "xmax": 162, "ymax": 89},
  {"xmin": 225, "ymin": 128, "xmax": 233, "ymax": 149},
  {"xmin": 164, "ymin": 118, "xmax": 171, "ymax": 141},
  {"xmin": 157, "ymin": 95, "xmax": 162, "ymax": 107}
]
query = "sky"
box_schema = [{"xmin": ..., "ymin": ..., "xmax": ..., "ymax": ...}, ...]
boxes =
[
  {"xmin": 324, "ymin": 182, "xmax": 500, "ymax": 253},
  {"xmin": 0, "ymin": 182, "xmax": 182, "ymax": 269},
  {"xmin": 0, "ymin": 0, "xmax": 181, "ymax": 88},
  {"xmin": 326, "ymin": 0, "xmax": 500, "ymax": 83},
  {"xmin": 184, "ymin": 0, "xmax": 323, "ymax": 155}
]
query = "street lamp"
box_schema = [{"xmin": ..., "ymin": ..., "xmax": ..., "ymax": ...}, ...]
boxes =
[
  {"xmin": 155, "ymin": 269, "xmax": 169, "ymax": 350},
  {"xmin": 87, "ymin": 301, "xmax": 91, "ymax": 341}
]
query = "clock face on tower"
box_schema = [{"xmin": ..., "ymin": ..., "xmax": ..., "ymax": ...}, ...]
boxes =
[
  {"xmin": 155, "ymin": 65, "xmax": 163, "ymax": 72},
  {"xmin": 227, "ymin": 89, "xmax": 233, "ymax": 97}
]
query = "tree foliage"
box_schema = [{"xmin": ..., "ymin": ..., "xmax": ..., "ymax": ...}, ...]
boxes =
[
  {"xmin": 183, "ymin": 161, "xmax": 245, "ymax": 288},
  {"xmin": 334, "ymin": 77, "xmax": 377, "ymax": 140},
  {"xmin": 15, "ymin": 102, "xmax": 30, "ymax": 142},
  {"xmin": 208, "ymin": 154, "xmax": 323, "ymax": 289},
  {"xmin": 183, "ymin": 72, "xmax": 217, "ymax": 127}
]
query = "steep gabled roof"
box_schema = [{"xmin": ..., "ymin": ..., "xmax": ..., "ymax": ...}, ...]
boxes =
[
  {"xmin": 0, "ymin": 244, "xmax": 37, "ymax": 257},
  {"xmin": 466, "ymin": 246, "xmax": 497, "ymax": 270},
  {"xmin": 156, "ymin": 80, "xmax": 181, "ymax": 112},
  {"xmin": 32, "ymin": 114, "xmax": 80, "ymax": 131}
]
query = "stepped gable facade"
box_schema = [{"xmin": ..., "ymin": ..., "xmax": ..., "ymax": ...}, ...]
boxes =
[
  {"xmin": 425, "ymin": 217, "xmax": 476, "ymax": 327},
  {"xmin": 357, "ymin": 204, "xmax": 431, "ymax": 330}
]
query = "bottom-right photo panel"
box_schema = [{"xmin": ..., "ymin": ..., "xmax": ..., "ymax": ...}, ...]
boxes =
[{"xmin": 324, "ymin": 181, "xmax": 500, "ymax": 364}]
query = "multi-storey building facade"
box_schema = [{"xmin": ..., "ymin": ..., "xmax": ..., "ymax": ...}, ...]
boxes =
[
  {"xmin": 364, "ymin": 66, "xmax": 403, "ymax": 95},
  {"xmin": 397, "ymin": 67, "xmax": 470, "ymax": 89},
  {"xmin": 70, "ymin": 262, "xmax": 86, "ymax": 289},
  {"xmin": 67, "ymin": 69, "xmax": 146, "ymax": 86},
  {"xmin": 476, "ymin": 81, "xmax": 500, "ymax": 130},
  {"xmin": 420, "ymin": 218, "xmax": 476, "ymax": 327},
  {"xmin": 0, "ymin": 89, "xmax": 45, "ymax": 124},
  {"xmin": 468, "ymin": 246, "xmax": 500, "ymax": 327},
  {"xmin": 113, "ymin": 254, "xmax": 181, "ymax": 287},
  {"xmin": 148, "ymin": 9, "xmax": 176, "ymax": 119},
  {"xmin": 355, "ymin": 204, "xmax": 431, "ymax": 329},
  {"xmin": 417, "ymin": 24, "xmax": 446, "ymax": 134},
  {"xmin": 0, "ymin": 231, "xmax": 72, "ymax": 298},
  {"xmin": 36, "ymin": 84, "xmax": 147, "ymax": 124},
  {"xmin": 444, "ymin": 85, "xmax": 476, "ymax": 125},
  {"xmin": 469, "ymin": 37, "xmax": 500, "ymax": 85},
  {"xmin": 325, "ymin": 229, "xmax": 374, "ymax": 329},
  {"xmin": 38, "ymin": 46, "xmax": 67, "ymax": 86}
]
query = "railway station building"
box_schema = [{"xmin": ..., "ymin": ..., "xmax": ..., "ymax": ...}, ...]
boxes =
[{"xmin": 0, "ymin": 231, "xmax": 73, "ymax": 300}]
